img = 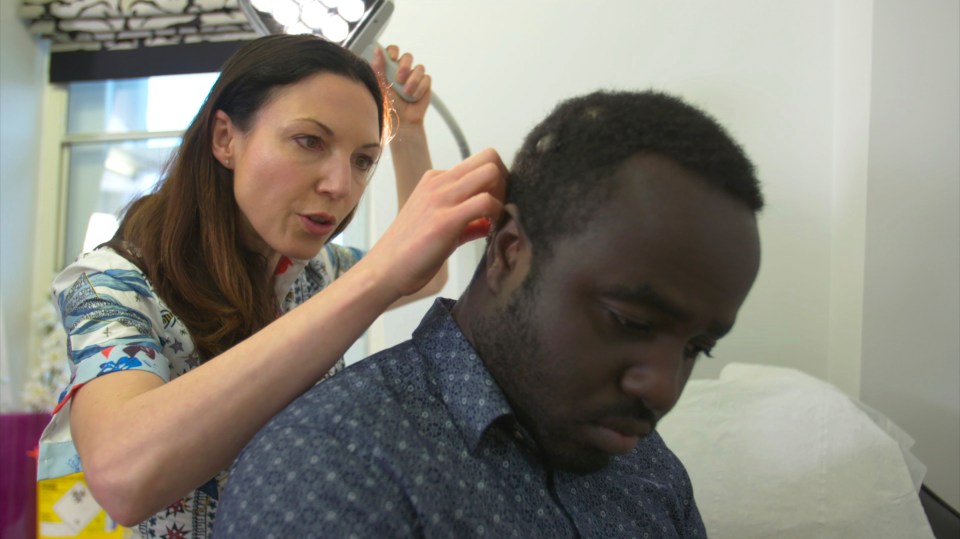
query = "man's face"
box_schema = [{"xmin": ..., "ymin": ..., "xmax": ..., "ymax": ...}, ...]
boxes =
[{"xmin": 473, "ymin": 153, "xmax": 761, "ymax": 474}]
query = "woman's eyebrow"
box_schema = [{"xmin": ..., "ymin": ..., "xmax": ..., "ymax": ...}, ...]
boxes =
[{"xmin": 295, "ymin": 118, "xmax": 334, "ymax": 136}]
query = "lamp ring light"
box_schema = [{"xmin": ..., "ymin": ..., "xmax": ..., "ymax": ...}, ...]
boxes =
[{"xmin": 238, "ymin": 0, "xmax": 471, "ymax": 160}]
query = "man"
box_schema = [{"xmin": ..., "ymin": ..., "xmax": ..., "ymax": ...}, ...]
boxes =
[{"xmin": 217, "ymin": 90, "xmax": 763, "ymax": 537}]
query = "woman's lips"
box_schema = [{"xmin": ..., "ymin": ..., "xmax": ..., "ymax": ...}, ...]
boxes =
[{"xmin": 298, "ymin": 213, "xmax": 337, "ymax": 237}]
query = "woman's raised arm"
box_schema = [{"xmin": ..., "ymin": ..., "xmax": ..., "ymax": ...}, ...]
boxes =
[{"xmin": 69, "ymin": 147, "xmax": 506, "ymax": 525}]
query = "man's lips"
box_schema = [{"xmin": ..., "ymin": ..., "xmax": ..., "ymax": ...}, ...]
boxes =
[{"xmin": 587, "ymin": 417, "xmax": 654, "ymax": 456}]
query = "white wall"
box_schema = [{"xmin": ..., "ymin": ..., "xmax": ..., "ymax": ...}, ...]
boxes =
[
  {"xmin": 828, "ymin": 0, "xmax": 873, "ymax": 398},
  {"xmin": 859, "ymin": 0, "xmax": 960, "ymax": 509},
  {"xmin": 0, "ymin": 0, "xmax": 47, "ymax": 411},
  {"xmin": 372, "ymin": 0, "xmax": 839, "ymax": 386},
  {"xmin": 364, "ymin": 0, "xmax": 958, "ymax": 508}
]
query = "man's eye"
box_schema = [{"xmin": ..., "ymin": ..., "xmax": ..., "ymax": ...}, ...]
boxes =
[
  {"xmin": 295, "ymin": 135, "xmax": 323, "ymax": 150},
  {"xmin": 609, "ymin": 311, "xmax": 654, "ymax": 337}
]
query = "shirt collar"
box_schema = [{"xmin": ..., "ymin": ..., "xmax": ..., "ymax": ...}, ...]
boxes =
[{"xmin": 414, "ymin": 298, "xmax": 515, "ymax": 453}]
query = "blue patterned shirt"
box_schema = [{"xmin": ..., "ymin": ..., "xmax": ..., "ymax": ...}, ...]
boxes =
[{"xmin": 218, "ymin": 299, "xmax": 705, "ymax": 538}]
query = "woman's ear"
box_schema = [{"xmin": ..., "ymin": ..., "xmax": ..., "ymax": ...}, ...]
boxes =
[
  {"xmin": 484, "ymin": 204, "xmax": 531, "ymax": 296},
  {"xmin": 211, "ymin": 110, "xmax": 237, "ymax": 169}
]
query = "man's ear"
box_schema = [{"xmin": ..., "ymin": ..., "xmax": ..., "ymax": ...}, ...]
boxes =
[
  {"xmin": 484, "ymin": 204, "xmax": 531, "ymax": 296},
  {"xmin": 211, "ymin": 110, "xmax": 237, "ymax": 169}
]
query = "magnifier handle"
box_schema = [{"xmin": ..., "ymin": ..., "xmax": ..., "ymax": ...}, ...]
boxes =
[{"xmin": 362, "ymin": 42, "xmax": 417, "ymax": 103}]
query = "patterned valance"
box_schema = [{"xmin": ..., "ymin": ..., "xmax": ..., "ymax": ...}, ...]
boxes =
[
  {"xmin": 19, "ymin": 0, "xmax": 259, "ymax": 53},
  {"xmin": 19, "ymin": 0, "xmax": 268, "ymax": 81}
]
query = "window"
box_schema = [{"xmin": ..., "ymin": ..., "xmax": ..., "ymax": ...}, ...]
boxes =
[{"xmin": 62, "ymin": 73, "xmax": 218, "ymax": 264}]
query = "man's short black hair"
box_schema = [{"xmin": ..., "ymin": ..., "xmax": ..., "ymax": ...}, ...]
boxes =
[{"xmin": 507, "ymin": 89, "xmax": 763, "ymax": 267}]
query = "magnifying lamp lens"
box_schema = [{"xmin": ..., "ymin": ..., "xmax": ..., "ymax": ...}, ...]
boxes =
[
  {"xmin": 251, "ymin": 0, "xmax": 274, "ymax": 13},
  {"xmin": 285, "ymin": 22, "xmax": 313, "ymax": 35},
  {"xmin": 321, "ymin": 15, "xmax": 349, "ymax": 42},
  {"xmin": 338, "ymin": 0, "xmax": 365, "ymax": 23},
  {"xmin": 271, "ymin": 0, "xmax": 300, "ymax": 28},
  {"xmin": 300, "ymin": 2, "xmax": 328, "ymax": 29}
]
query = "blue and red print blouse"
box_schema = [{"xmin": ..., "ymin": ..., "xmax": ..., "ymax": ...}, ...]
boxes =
[{"xmin": 36, "ymin": 243, "xmax": 363, "ymax": 538}]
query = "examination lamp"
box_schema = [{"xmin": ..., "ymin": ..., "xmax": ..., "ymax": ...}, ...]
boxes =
[{"xmin": 238, "ymin": 0, "xmax": 470, "ymax": 159}]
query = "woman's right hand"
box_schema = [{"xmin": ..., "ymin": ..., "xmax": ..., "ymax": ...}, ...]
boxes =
[{"xmin": 365, "ymin": 148, "xmax": 508, "ymax": 298}]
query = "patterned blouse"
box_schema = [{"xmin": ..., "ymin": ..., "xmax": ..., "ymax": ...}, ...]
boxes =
[{"xmin": 36, "ymin": 243, "xmax": 364, "ymax": 538}]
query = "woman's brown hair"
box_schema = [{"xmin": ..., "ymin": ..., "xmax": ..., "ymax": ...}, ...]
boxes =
[{"xmin": 108, "ymin": 34, "xmax": 387, "ymax": 361}]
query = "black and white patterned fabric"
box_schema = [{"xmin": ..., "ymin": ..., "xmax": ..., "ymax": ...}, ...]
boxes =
[{"xmin": 19, "ymin": 0, "xmax": 258, "ymax": 53}]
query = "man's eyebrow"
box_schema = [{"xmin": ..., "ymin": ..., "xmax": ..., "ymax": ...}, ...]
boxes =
[
  {"xmin": 604, "ymin": 284, "xmax": 733, "ymax": 337},
  {"xmin": 606, "ymin": 284, "xmax": 693, "ymax": 321},
  {"xmin": 296, "ymin": 117, "xmax": 381, "ymax": 150}
]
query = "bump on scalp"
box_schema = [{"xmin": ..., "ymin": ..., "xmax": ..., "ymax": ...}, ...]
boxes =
[{"xmin": 506, "ymin": 90, "xmax": 763, "ymax": 271}]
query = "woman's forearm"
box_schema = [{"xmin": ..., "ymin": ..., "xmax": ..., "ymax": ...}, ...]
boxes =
[
  {"xmin": 390, "ymin": 124, "xmax": 433, "ymax": 208},
  {"xmin": 386, "ymin": 123, "xmax": 448, "ymax": 307},
  {"xmin": 72, "ymin": 259, "xmax": 400, "ymax": 525}
]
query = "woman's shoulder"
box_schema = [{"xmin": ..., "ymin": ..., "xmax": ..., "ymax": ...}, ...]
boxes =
[
  {"xmin": 55, "ymin": 245, "xmax": 143, "ymax": 278},
  {"xmin": 51, "ymin": 246, "xmax": 155, "ymax": 304}
]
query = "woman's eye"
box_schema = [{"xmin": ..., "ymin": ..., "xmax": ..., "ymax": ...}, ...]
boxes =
[
  {"xmin": 354, "ymin": 154, "xmax": 376, "ymax": 172},
  {"xmin": 295, "ymin": 135, "xmax": 323, "ymax": 150}
]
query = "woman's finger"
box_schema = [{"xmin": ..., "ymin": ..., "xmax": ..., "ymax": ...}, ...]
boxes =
[
  {"xmin": 403, "ymin": 65, "xmax": 427, "ymax": 98},
  {"xmin": 460, "ymin": 217, "xmax": 492, "ymax": 244},
  {"xmin": 442, "ymin": 161, "xmax": 507, "ymax": 205},
  {"xmin": 371, "ymin": 47, "xmax": 385, "ymax": 74},
  {"xmin": 395, "ymin": 52, "xmax": 414, "ymax": 83},
  {"xmin": 440, "ymin": 148, "xmax": 508, "ymax": 186},
  {"xmin": 385, "ymin": 44, "xmax": 400, "ymax": 61},
  {"xmin": 454, "ymin": 194, "xmax": 505, "ymax": 246}
]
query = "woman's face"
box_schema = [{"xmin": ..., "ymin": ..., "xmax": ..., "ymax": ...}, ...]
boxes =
[{"xmin": 223, "ymin": 72, "xmax": 381, "ymax": 267}]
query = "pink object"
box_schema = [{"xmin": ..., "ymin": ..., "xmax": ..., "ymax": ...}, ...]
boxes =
[{"xmin": 0, "ymin": 413, "xmax": 52, "ymax": 539}]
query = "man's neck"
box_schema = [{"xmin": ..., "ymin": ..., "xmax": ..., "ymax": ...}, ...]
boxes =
[{"xmin": 449, "ymin": 286, "xmax": 482, "ymax": 350}]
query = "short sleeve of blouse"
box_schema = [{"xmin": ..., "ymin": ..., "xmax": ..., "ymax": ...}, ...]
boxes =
[
  {"xmin": 38, "ymin": 249, "xmax": 173, "ymax": 480},
  {"xmin": 51, "ymin": 249, "xmax": 172, "ymax": 406}
]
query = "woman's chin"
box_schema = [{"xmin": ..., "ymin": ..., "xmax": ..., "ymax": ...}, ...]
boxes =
[{"xmin": 284, "ymin": 239, "xmax": 328, "ymax": 261}]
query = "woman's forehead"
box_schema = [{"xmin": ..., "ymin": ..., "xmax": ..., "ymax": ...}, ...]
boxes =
[{"xmin": 258, "ymin": 73, "xmax": 380, "ymax": 133}]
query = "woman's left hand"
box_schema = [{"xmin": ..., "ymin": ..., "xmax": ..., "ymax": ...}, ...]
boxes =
[{"xmin": 372, "ymin": 45, "xmax": 432, "ymax": 128}]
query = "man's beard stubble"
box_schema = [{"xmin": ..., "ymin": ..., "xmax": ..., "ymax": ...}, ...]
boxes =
[{"xmin": 469, "ymin": 282, "xmax": 609, "ymax": 474}]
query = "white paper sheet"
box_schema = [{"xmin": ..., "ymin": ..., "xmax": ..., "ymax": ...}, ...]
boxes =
[{"xmin": 657, "ymin": 363, "xmax": 935, "ymax": 539}]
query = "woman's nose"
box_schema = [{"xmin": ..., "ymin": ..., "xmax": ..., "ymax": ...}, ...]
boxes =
[{"xmin": 315, "ymin": 155, "xmax": 352, "ymax": 199}]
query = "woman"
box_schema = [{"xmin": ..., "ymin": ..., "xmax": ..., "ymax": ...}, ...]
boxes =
[{"xmin": 37, "ymin": 34, "xmax": 506, "ymax": 536}]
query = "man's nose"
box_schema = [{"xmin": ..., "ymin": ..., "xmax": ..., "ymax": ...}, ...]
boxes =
[{"xmin": 620, "ymin": 348, "xmax": 687, "ymax": 415}]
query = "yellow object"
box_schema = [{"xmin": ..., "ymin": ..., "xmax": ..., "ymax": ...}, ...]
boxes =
[{"xmin": 37, "ymin": 473, "xmax": 130, "ymax": 538}]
